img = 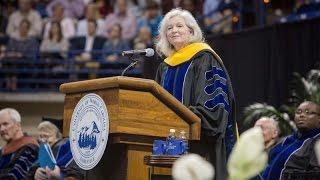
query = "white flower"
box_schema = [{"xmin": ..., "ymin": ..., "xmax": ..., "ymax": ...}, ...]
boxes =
[
  {"xmin": 315, "ymin": 140, "xmax": 320, "ymax": 165},
  {"xmin": 302, "ymin": 78, "xmax": 318, "ymax": 94},
  {"xmin": 282, "ymin": 113, "xmax": 290, "ymax": 121},
  {"xmin": 172, "ymin": 154, "xmax": 214, "ymax": 180},
  {"xmin": 227, "ymin": 127, "xmax": 268, "ymax": 180}
]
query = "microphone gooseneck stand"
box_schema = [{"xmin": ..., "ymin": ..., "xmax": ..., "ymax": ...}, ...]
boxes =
[{"xmin": 121, "ymin": 55, "xmax": 141, "ymax": 76}]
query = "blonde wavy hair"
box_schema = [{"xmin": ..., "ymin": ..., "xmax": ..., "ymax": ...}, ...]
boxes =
[{"xmin": 156, "ymin": 8, "xmax": 204, "ymax": 57}]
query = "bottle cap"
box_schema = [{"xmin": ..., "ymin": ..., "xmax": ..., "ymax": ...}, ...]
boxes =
[{"xmin": 169, "ymin": 129, "xmax": 176, "ymax": 133}]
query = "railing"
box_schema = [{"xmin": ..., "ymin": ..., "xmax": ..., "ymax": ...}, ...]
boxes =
[
  {"xmin": 0, "ymin": 50, "xmax": 143, "ymax": 92},
  {"xmin": 279, "ymin": 10, "xmax": 320, "ymax": 24}
]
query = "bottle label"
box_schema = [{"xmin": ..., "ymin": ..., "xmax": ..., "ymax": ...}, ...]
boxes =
[
  {"xmin": 166, "ymin": 140, "xmax": 181, "ymax": 155},
  {"xmin": 152, "ymin": 140, "xmax": 166, "ymax": 155},
  {"xmin": 152, "ymin": 139, "xmax": 188, "ymax": 156}
]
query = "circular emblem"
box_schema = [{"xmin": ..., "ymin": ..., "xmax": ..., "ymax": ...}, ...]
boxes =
[{"xmin": 70, "ymin": 93, "xmax": 109, "ymax": 170}]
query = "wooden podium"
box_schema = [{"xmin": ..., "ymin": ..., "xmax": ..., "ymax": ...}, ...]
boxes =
[{"xmin": 60, "ymin": 76, "xmax": 201, "ymax": 180}]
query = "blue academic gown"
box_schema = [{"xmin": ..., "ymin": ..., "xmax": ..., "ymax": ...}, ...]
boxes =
[
  {"xmin": 155, "ymin": 45, "xmax": 237, "ymax": 180},
  {"xmin": 262, "ymin": 128, "xmax": 320, "ymax": 180}
]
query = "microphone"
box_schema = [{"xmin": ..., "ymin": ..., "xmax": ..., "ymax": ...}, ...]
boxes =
[{"xmin": 122, "ymin": 48, "xmax": 154, "ymax": 57}]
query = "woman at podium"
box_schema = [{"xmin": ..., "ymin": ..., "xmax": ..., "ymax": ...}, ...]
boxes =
[{"xmin": 155, "ymin": 8, "xmax": 238, "ymax": 180}]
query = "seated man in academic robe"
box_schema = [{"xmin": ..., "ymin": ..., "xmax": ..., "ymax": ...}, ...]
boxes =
[
  {"xmin": 262, "ymin": 101, "xmax": 320, "ymax": 179},
  {"xmin": 28, "ymin": 121, "xmax": 84, "ymax": 180},
  {"xmin": 254, "ymin": 117, "xmax": 280, "ymax": 152},
  {"xmin": 0, "ymin": 108, "xmax": 39, "ymax": 179}
]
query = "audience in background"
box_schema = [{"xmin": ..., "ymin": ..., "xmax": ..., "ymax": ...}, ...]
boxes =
[
  {"xmin": 103, "ymin": 23, "xmax": 130, "ymax": 63},
  {"xmin": 105, "ymin": 0, "xmax": 137, "ymax": 40},
  {"xmin": 262, "ymin": 101, "xmax": 320, "ymax": 179},
  {"xmin": 71, "ymin": 20, "xmax": 106, "ymax": 62},
  {"xmin": 5, "ymin": 19, "xmax": 39, "ymax": 59},
  {"xmin": 33, "ymin": 0, "xmax": 50, "ymax": 18},
  {"xmin": 95, "ymin": 0, "xmax": 113, "ymax": 19},
  {"xmin": 0, "ymin": 0, "xmax": 238, "ymax": 90},
  {"xmin": 29, "ymin": 121, "xmax": 84, "ymax": 180},
  {"xmin": 40, "ymin": 21, "xmax": 69, "ymax": 79},
  {"xmin": 180, "ymin": 0, "xmax": 204, "ymax": 29},
  {"xmin": 40, "ymin": 21, "xmax": 69, "ymax": 58},
  {"xmin": 0, "ymin": 10, "xmax": 8, "ymax": 37},
  {"xmin": 203, "ymin": 0, "xmax": 221, "ymax": 19},
  {"xmin": 0, "ymin": 108, "xmax": 39, "ymax": 179},
  {"xmin": 115, "ymin": 0, "xmax": 143, "ymax": 18},
  {"xmin": 161, "ymin": 0, "xmax": 182, "ymax": 14},
  {"xmin": 254, "ymin": 117, "xmax": 280, "ymax": 151},
  {"xmin": 3, "ymin": 19, "xmax": 39, "ymax": 91},
  {"xmin": 266, "ymin": 8, "xmax": 284, "ymax": 25},
  {"xmin": 46, "ymin": 0, "xmax": 85, "ymax": 19},
  {"xmin": 76, "ymin": 3, "xmax": 105, "ymax": 36},
  {"xmin": 203, "ymin": 0, "xmax": 233, "ymax": 34},
  {"xmin": 43, "ymin": 2, "xmax": 75, "ymax": 39},
  {"xmin": 137, "ymin": 0, "xmax": 162, "ymax": 38},
  {"xmin": 133, "ymin": 26, "xmax": 153, "ymax": 50},
  {"xmin": 6, "ymin": 0, "xmax": 42, "ymax": 38},
  {"xmin": 0, "ymin": 1, "xmax": 16, "ymax": 37}
]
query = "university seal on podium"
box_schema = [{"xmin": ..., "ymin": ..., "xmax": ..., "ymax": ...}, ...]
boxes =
[{"xmin": 69, "ymin": 93, "xmax": 109, "ymax": 170}]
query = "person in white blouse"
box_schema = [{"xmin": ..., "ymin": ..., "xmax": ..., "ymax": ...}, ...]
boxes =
[{"xmin": 40, "ymin": 21, "xmax": 69, "ymax": 58}]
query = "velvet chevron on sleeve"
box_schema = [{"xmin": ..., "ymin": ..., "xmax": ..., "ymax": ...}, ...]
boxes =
[
  {"xmin": 52, "ymin": 138, "xmax": 84, "ymax": 179},
  {"xmin": 262, "ymin": 128, "xmax": 320, "ymax": 180},
  {"xmin": 155, "ymin": 43, "xmax": 237, "ymax": 180},
  {"xmin": 0, "ymin": 144, "xmax": 38, "ymax": 179},
  {"xmin": 26, "ymin": 138, "xmax": 84, "ymax": 180}
]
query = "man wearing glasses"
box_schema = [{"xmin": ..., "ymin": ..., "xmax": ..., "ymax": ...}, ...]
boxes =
[{"xmin": 262, "ymin": 101, "xmax": 320, "ymax": 180}]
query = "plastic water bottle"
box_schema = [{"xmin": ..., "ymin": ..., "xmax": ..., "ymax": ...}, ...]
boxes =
[
  {"xmin": 167, "ymin": 129, "xmax": 176, "ymax": 142},
  {"xmin": 165, "ymin": 129, "xmax": 176, "ymax": 155},
  {"xmin": 179, "ymin": 130, "xmax": 189, "ymax": 154}
]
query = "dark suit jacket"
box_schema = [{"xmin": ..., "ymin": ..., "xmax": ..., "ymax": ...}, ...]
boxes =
[{"xmin": 70, "ymin": 36, "xmax": 106, "ymax": 60}]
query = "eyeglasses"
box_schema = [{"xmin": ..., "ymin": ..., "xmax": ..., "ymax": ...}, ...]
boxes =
[{"xmin": 295, "ymin": 109, "xmax": 320, "ymax": 116}]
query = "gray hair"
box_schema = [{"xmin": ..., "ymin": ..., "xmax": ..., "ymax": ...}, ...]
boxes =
[
  {"xmin": 155, "ymin": 8, "xmax": 204, "ymax": 57},
  {"xmin": 38, "ymin": 121, "xmax": 62, "ymax": 139},
  {"xmin": 256, "ymin": 116, "xmax": 280, "ymax": 134},
  {"xmin": 0, "ymin": 108, "xmax": 21, "ymax": 123}
]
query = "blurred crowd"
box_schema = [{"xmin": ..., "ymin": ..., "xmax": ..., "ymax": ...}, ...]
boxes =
[
  {"xmin": 0, "ymin": 0, "xmax": 237, "ymax": 91},
  {"xmin": 0, "ymin": 0, "xmax": 236, "ymax": 59},
  {"xmin": 1, "ymin": 0, "xmax": 319, "ymax": 92},
  {"xmin": 0, "ymin": 0, "xmax": 319, "ymax": 64}
]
